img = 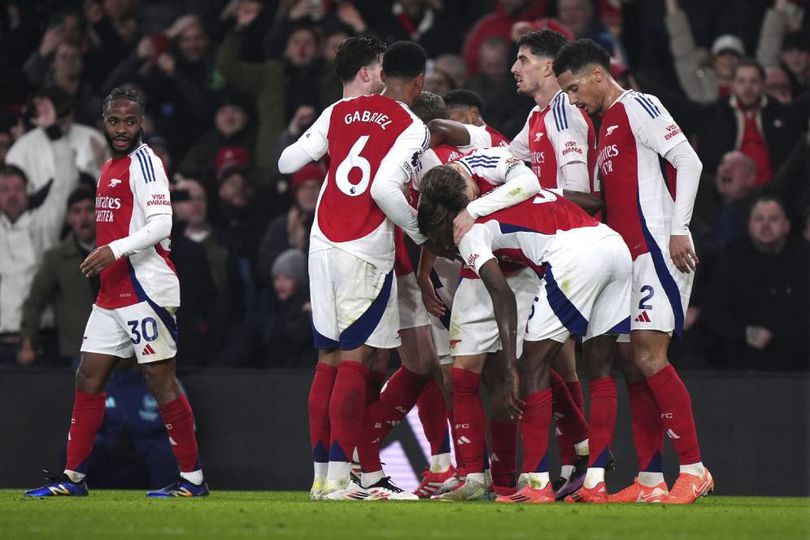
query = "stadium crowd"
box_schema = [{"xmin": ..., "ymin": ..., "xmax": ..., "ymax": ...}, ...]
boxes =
[{"xmin": 0, "ymin": 0, "xmax": 808, "ymax": 371}]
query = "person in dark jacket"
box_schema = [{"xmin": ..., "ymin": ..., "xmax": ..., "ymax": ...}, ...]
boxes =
[{"xmin": 703, "ymin": 196, "xmax": 809, "ymax": 371}]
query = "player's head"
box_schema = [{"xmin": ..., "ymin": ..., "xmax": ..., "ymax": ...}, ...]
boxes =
[
  {"xmin": 411, "ymin": 92, "xmax": 447, "ymax": 123},
  {"xmin": 335, "ymin": 35, "xmax": 386, "ymax": 94},
  {"xmin": 553, "ymin": 39, "xmax": 613, "ymax": 115},
  {"xmin": 444, "ymin": 89, "xmax": 485, "ymax": 125},
  {"xmin": 748, "ymin": 195, "xmax": 790, "ymax": 253},
  {"xmin": 66, "ymin": 186, "xmax": 95, "ymax": 244},
  {"xmin": 381, "ymin": 41, "xmax": 427, "ymax": 105},
  {"xmin": 0, "ymin": 164, "xmax": 29, "ymax": 222},
  {"xmin": 417, "ymin": 165, "xmax": 472, "ymax": 256},
  {"xmin": 512, "ymin": 30, "xmax": 568, "ymax": 97},
  {"xmin": 102, "ymin": 87, "xmax": 145, "ymax": 157}
]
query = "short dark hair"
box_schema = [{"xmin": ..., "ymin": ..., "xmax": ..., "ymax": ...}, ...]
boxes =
[
  {"xmin": 67, "ymin": 186, "xmax": 94, "ymax": 208},
  {"xmin": 334, "ymin": 35, "xmax": 386, "ymax": 83},
  {"xmin": 0, "ymin": 164, "xmax": 29, "ymax": 185},
  {"xmin": 517, "ymin": 30, "xmax": 568, "ymax": 59},
  {"xmin": 553, "ymin": 39, "xmax": 611, "ymax": 77},
  {"xmin": 103, "ymin": 87, "xmax": 145, "ymax": 116},
  {"xmin": 411, "ymin": 92, "xmax": 447, "ymax": 123},
  {"xmin": 444, "ymin": 89, "xmax": 485, "ymax": 115},
  {"xmin": 382, "ymin": 41, "xmax": 427, "ymax": 79},
  {"xmin": 751, "ymin": 194, "xmax": 787, "ymax": 216},
  {"xmin": 732, "ymin": 58, "xmax": 765, "ymax": 80},
  {"xmin": 417, "ymin": 165, "xmax": 469, "ymax": 245}
]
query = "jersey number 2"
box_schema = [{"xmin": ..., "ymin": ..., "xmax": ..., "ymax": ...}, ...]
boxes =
[{"xmin": 336, "ymin": 135, "xmax": 371, "ymax": 197}]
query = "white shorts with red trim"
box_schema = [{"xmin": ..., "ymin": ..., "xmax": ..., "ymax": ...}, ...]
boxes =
[
  {"xmin": 81, "ymin": 302, "xmax": 178, "ymax": 364},
  {"xmin": 309, "ymin": 247, "xmax": 400, "ymax": 350},
  {"xmin": 526, "ymin": 225, "xmax": 632, "ymax": 343},
  {"xmin": 630, "ymin": 241, "xmax": 694, "ymax": 336},
  {"xmin": 448, "ymin": 267, "xmax": 539, "ymax": 358},
  {"xmin": 428, "ymin": 257, "xmax": 462, "ymax": 365}
]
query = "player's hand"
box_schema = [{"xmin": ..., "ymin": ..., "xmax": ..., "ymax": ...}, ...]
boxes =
[
  {"xmin": 453, "ymin": 209, "xmax": 475, "ymax": 245},
  {"xmin": 235, "ymin": 0, "xmax": 263, "ymax": 30},
  {"xmin": 39, "ymin": 26, "xmax": 63, "ymax": 57},
  {"xmin": 669, "ymin": 234, "xmax": 698, "ymax": 273},
  {"xmin": 81, "ymin": 246, "xmax": 116, "ymax": 278},
  {"xmin": 503, "ymin": 363, "xmax": 524, "ymax": 420},
  {"xmin": 745, "ymin": 325, "xmax": 773, "ymax": 350},
  {"xmin": 417, "ymin": 272, "xmax": 446, "ymax": 318}
]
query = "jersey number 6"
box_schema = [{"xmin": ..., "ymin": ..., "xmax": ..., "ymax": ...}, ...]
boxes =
[{"xmin": 336, "ymin": 135, "xmax": 371, "ymax": 197}]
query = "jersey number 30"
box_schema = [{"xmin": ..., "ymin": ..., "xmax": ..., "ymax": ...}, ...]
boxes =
[
  {"xmin": 128, "ymin": 317, "xmax": 159, "ymax": 344},
  {"xmin": 336, "ymin": 135, "xmax": 371, "ymax": 197}
]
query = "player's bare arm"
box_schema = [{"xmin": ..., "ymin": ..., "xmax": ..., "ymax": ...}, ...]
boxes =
[
  {"xmin": 426, "ymin": 118, "xmax": 471, "ymax": 148},
  {"xmin": 562, "ymin": 189, "xmax": 603, "ymax": 216},
  {"xmin": 416, "ymin": 246, "xmax": 446, "ymax": 317},
  {"xmin": 478, "ymin": 259, "xmax": 523, "ymax": 419}
]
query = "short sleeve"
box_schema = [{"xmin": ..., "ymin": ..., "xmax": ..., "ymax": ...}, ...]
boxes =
[
  {"xmin": 412, "ymin": 148, "xmax": 443, "ymax": 192},
  {"xmin": 131, "ymin": 147, "xmax": 172, "ymax": 219},
  {"xmin": 465, "ymin": 124, "xmax": 492, "ymax": 148},
  {"xmin": 630, "ymin": 93, "xmax": 687, "ymax": 157},
  {"xmin": 457, "ymin": 223, "xmax": 495, "ymax": 276},
  {"xmin": 381, "ymin": 116, "xmax": 430, "ymax": 182}
]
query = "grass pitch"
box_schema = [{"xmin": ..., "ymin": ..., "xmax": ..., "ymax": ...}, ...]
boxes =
[{"xmin": 1, "ymin": 491, "xmax": 808, "ymax": 540}]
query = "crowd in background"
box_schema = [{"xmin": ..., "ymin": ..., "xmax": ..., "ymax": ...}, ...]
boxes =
[{"xmin": 0, "ymin": 0, "xmax": 808, "ymax": 371}]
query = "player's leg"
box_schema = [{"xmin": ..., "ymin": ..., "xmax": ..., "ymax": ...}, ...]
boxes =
[
  {"xmin": 548, "ymin": 363, "xmax": 590, "ymax": 496},
  {"xmin": 308, "ymin": 349, "xmax": 339, "ymax": 498},
  {"xmin": 610, "ymin": 339, "xmax": 668, "ymax": 502},
  {"xmin": 25, "ymin": 305, "xmax": 128, "ymax": 497},
  {"xmin": 630, "ymin": 250, "xmax": 711, "ymax": 504},
  {"xmin": 483, "ymin": 353, "xmax": 518, "ymax": 497}
]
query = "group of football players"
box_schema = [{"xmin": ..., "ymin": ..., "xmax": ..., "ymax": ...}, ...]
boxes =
[{"xmin": 279, "ymin": 30, "xmax": 713, "ymax": 505}]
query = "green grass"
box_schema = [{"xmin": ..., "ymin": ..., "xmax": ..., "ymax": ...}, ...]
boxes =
[{"xmin": 1, "ymin": 491, "xmax": 809, "ymax": 540}]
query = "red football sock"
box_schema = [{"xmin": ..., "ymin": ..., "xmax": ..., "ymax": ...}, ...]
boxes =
[
  {"xmin": 308, "ymin": 363, "xmax": 337, "ymax": 465},
  {"xmin": 159, "ymin": 393, "xmax": 201, "ymax": 473},
  {"xmin": 451, "ymin": 367, "xmax": 486, "ymax": 475},
  {"xmin": 587, "ymin": 377, "xmax": 617, "ymax": 468},
  {"xmin": 519, "ymin": 389, "xmax": 553, "ymax": 473},
  {"xmin": 647, "ymin": 364, "xmax": 701, "ymax": 465},
  {"xmin": 567, "ymin": 380, "xmax": 585, "ymax": 413},
  {"xmin": 550, "ymin": 370, "xmax": 589, "ymax": 465},
  {"xmin": 328, "ymin": 361, "xmax": 369, "ymax": 463},
  {"xmin": 447, "ymin": 406, "xmax": 464, "ymax": 471},
  {"xmin": 417, "ymin": 379, "xmax": 451, "ymax": 456},
  {"xmin": 490, "ymin": 420, "xmax": 518, "ymax": 487},
  {"xmin": 65, "ymin": 389, "xmax": 106, "ymax": 473},
  {"xmin": 357, "ymin": 367, "xmax": 428, "ymax": 472},
  {"xmin": 627, "ymin": 380, "xmax": 664, "ymax": 472},
  {"xmin": 367, "ymin": 370, "xmax": 387, "ymax": 405}
]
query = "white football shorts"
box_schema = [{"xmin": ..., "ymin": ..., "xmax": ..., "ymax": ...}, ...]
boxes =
[
  {"xmin": 81, "ymin": 302, "xmax": 178, "ymax": 364},
  {"xmin": 309, "ymin": 247, "xmax": 400, "ymax": 350}
]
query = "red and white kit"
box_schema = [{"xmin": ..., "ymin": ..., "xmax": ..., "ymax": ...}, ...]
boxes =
[
  {"xmin": 291, "ymin": 94, "xmax": 429, "ymax": 350},
  {"xmin": 509, "ymin": 90, "xmax": 596, "ymax": 192},
  {"xmin": 81, "ymin": 143, "xmax": 179, "ymax": 363},
  {"xmin": 457, "ymin": 162, "xmax": 632, "ymax": 344},
  {"xmin": 595, "ymin": 90, "xmax": 698, "ymax": 335}
]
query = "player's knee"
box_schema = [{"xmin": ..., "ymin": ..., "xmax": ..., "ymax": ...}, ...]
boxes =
[
  {"xmin": 75, "ymin": 364, "xmax": 105, "ymax": 394},
  {"xmin": 141, "ymin": 369, "xmax": 178, "ymax": 404}
]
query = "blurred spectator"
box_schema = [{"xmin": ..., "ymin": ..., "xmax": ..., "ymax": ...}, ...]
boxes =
[
  {"xmin": 373, "ymin": 0, "xmax": 463, "ymax": 58},
  {"xmin": 320, "ymin": 24, "xmax": 354, "ymax": 106},
  {"xmin": 466, "ymin": 36, "xmax": 526, "ymax": 136},
  {"xmin": 0, "ymin": 139, "xmax": 78, "ymax": 365},
  {"xmin": 254, "ymin": 248, "xmax": 314, "ymax": 368},
  {"xmin": 215, "ymin": 1, "xmax": 289, "ymax": 186},
  {"xmin": 180, "ymin": 91, "xmax": 255, "ymax": 188},
  {"xmin": 0, "ymin": 115, "xmax": 14, "ymax": 166},
  {"xmin": 257, "ymin": 163, "xmax": 323, "ymax": 287},
  {"xmin": 24, "ymin": 31, "xmax": 102, "ymax": 126},
  {"xmin": 765, "ymin": 65, "xmax": 793, "ymax": 105},
  {"xmin": 665, "ymin": 0, "xmax": 743, "ymax": 103},
  {"xmin": 424, "ymin": 68, "xmax": 454, "ymax": 95},
  {"xmin": 694, "ymin": 151, "xmax": 758, "ymax": 254},
  {"xmin": 172, "ymin": 177, "xmax": 246, "ymax": 326},
  {"xmin": 779, "ymin": 32, "xmax": 810, "ymax": 97},
  {"xmin": 756, "ymin": 0, "xmax": 808, "ymax": 97},
  {"xmin": 281, "ymin": 23, "xmax": 325, "ymax": 123},
  {"xmin": 649, "ymin": 59, "xmax": 807, "ymax": 188},
  {"xmin": 462, "ymin": 0, "xmax": 546, "ymax": 76},
  {"xmin": 434, "ymin": 54, "xmax": 468, "ymax": 88},
  {"xmin": 6, "ymin": 90, "xmax": 106, "ymax": 193},
  {"xmin": 103, "ymin": 14, "xmax": 215, "ymax": 156},
  {"xmin": 19, "ymin": 187, "xmax": 96, "ymax": 367},
  {"xmin": 83, "ymin": 0, "xmax": 141, "ymax": 86},
  {"xmin": 556, "ymin": 0, "xmax": 625, "ymax": 62},
  {"xmin": 703, "ymin": 196, "xmax": 809, "ymax": 371}
]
